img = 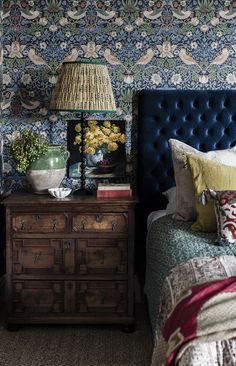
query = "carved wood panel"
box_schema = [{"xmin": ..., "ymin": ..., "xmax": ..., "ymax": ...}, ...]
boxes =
[
  {"xmin": 72, "ymin": 213, "xmax": 128, "ymax": 233},
  {"xmin": 12, "ymin": 213, "xmax": 68, "ymax": 233},
  {"xmin": 76, "ymin": 239, "xmax": 127, "ymax": 275},
  {"xmin": 12, "ymin": 280, "xmax": 64, "ymax": 314},
  {"xmin": 76, "ymin": 281, "xmax": 127, "ymax": 315},
  {"xmin": 12, "ymin": 239, "xmax": 74, "ymax": 275}
]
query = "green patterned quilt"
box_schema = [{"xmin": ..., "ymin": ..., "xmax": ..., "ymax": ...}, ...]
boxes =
[{"xmin": 145, "ymin": 215, "xmax": 236, "ymax": 331}]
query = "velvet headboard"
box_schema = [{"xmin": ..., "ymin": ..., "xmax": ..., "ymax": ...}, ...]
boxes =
[{"xmin": 138, "ymin": 89, "xmax": 236, "ymax": 217}]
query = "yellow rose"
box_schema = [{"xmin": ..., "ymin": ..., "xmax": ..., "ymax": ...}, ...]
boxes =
[
  {"xmin": 74, "ymin": 135, "xmax": 82, "ymax": 145},
  {"xmin": 85, "ymin": 131, "xmax": 93, "ymax": 140},
  {"xmin": 103, "ymin": 120, "xmax": 111, "ymax": 128},
  {"xmin": 93, "ymin": 127, "xmax": 100, "ymax": 136},
  {"xmin": 113, "ymin": 126, "xmax": 120, "ymax": 133},
  {"xmin": 85, "ymin": 146, "xmax": 96, "ymax": 155},
  {"xmin": 102, "ymin": 127, "xmax": 110, "ymax": 136},
  {"xmin": 91, "ymin": 138, "xmax": 98, "ymax": 147},
  {"xmin": 109, "ymin": 133, "xmax": 120, "ymax": 141},
  {"xmin": 97, "ymin": 137, "xmax": 104, "ymax": 144},
  {"xmin": 119, "ymin": 134, "xmax": 126, "ymax": 143},
  {"xmin": 75, "ymin": 123, "xmax": 82, "ymax": 133},
  {"xmin": 108, "ymin": 142, "xmax": 118, "ymax": 152},
  {"xmin": 88, "ymin": 120, "xmax": 97, "ymax": 127},
  {"xmin": 90, "ymin": 126, "xmax": 98, "ymax": 133},
  {"xmin": 103, "ymin": 136, "xmax": 109, "ymax": 144}
]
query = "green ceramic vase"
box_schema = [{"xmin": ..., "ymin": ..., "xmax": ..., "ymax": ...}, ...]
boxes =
[{"xmin": 26, "ymin": 145, "xmax": 70, "ymax": 194}]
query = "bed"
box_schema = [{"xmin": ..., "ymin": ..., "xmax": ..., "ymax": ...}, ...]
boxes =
[{"xmin": 137, "ymin": 90, "xmax": 236, "ymax": 365}]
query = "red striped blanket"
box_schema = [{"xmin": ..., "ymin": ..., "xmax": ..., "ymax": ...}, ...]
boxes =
[{"xmin": 151, "ymin": 256, "xmax": 236, "ymax": 366}]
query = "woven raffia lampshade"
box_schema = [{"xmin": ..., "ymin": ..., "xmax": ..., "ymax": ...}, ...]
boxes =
[{"xmin": 50, "ymin": 60, "xmax": 116, "ymax": 112}]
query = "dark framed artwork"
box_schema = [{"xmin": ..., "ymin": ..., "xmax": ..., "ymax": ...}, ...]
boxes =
[{"xmin": 67, "ymin": 120, "xmax": 126, "ymax": 179}]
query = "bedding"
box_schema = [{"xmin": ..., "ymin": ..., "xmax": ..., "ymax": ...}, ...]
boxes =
[
  {"xmin": 186, "ymin": 154, "xmax": 236, "ymax": 232},
  {"xmin": 145, "ymin": 215, "xmax": 236, "ymax": 366},
  {"xmin": 162, "ymin": 187, "xmax": 177, "ymax": 215},
  {"xmin": 138, "ymin": 89, "xmax": 236, "ymax": 366},
  {"xmin": 147, "ymin": 210, "xmax": 167, "ymax": 232},
  {"xmin": 169, "ymin": 139, "xmax": 236, "ymax": 222}
]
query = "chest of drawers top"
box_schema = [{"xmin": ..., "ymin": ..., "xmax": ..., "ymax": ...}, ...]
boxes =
[{"xmin": 3, "ymin": 193, "xmax": 137, "ymax": 208}]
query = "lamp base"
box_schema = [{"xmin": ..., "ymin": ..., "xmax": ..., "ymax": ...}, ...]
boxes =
[{"xmin": 73, "ymin": 188, "xmax": 93, "ymax": 196}]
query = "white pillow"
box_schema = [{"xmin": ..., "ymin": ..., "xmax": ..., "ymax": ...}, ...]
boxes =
[
  {"xmin": 169, "ymin": 139, "xmax": 236, "ymax": 221},
  {"xmin": 162, "ymin": 187, "xmax": 177, "ymax": 215}
]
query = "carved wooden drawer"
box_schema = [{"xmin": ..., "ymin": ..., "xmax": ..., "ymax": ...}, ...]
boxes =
[
  {"xmin": 76, "ymin": 239, "xmax": 127, "ymax": 275},
  {"xmin": 11, "ymin": 280, "xmax": 127, "ymax": 316},
  {"xmin": 12, "ymin": 239, "xmax": 75, "ymax": 275},
  {"xmin": 12, "ymin": 213, "xmax": 67, "ymax": 233},
  {"xmin": 73, "ymin": 213, "xmax": 128, "ymax": 233},
  {"xmin": 76, "ymin": 281, "xmax": 127, "ymax": 315},
  {"xmin": 12, "ymin": 280, "xmax": 64, "ymax": 314}
]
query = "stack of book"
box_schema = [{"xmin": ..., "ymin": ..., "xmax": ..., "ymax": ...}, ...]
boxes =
[{"xmin": 96, "ymin": 183, "xmax": 132, "ymax": 198}]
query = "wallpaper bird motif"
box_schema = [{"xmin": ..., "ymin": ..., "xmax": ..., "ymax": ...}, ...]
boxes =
[{"xmin": 1, "ymin": 0, "xmax": 236, "ymax": 190}]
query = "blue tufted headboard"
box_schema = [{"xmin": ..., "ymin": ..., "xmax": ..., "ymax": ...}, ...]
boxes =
[{"xmin": 138, "ymin": 89, "xmax": 236, "ymax": 216}]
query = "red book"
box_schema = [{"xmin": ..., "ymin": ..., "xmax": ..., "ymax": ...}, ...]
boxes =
[{"xmin": 96, "ymin": 189, "xmax": 132, "ymax": 198}]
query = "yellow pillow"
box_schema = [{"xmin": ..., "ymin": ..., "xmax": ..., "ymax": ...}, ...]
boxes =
[{"xmin": 186, "ymin": 154, "xmax": 236, "ymax": 232}]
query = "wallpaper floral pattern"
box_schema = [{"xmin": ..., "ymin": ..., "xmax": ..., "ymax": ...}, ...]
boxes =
[{"xmin": 1, "ymin": 0, "xmax": 236, "ymax": 190}]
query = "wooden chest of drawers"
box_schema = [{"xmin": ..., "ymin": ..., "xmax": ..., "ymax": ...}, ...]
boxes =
[{"xmin": 3, "ymin": 193, "xmax": 137, "ymax": 328}]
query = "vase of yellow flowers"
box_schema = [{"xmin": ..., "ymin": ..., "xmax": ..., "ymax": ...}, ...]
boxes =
[
  {"xmin": 86, "ymin": 148, "xmax": 104, "ymax": 167},
  {"xmin": 74, "ymin": 120, "xmax": 126, "ymax": 171}
]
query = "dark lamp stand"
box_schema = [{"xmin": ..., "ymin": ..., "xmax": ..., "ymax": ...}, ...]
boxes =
[{"xmin": 74, "ymin": 112, "xmax": 92, "ymax": 195}]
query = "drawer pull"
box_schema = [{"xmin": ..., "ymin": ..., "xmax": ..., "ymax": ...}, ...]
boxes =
[
  {"xmin": 36, "ymin": 215, "xmax": 41, "ymax": 221},
  {"xmin": 33, "ymin": 252, "xmax": 42, "ymax": 264},
  {"xmin": 52, "ymin": 219, "xmax": 58, "ymax": 231},
  {"xmin": 96, "ymin": 214, "xmax": 103, "ymax": 223},
  {"xmin": 80, "ymin": 219, "xmax": 87, "ymax": 230},
  {"xmin": 112, "ymin": 220, "xmax": 117, "ymax": 231},
  {"xmin": 20, "ymin": 221, "xmax": 26, "ymax": 231},
  {"xmin": 64, "ymin": 241, "xmax": 71, "ymax": 249}
]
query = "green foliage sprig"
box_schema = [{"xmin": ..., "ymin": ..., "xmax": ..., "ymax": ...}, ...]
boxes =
[{"xmin": 10, "ymin": 130, "xmax": 49, "ymax": 173}]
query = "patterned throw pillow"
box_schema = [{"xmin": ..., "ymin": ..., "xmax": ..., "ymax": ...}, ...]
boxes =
[
  {"xmin": 201, "ymin": 189, "xmax": 236, "ymax": 246},
  {"xmin": 186, "ymin": 154, "xmax": 236, "ymax": 232},
  {"xmin": 169, "ymin": 139, "xmax": 236, "ymax": 222}
]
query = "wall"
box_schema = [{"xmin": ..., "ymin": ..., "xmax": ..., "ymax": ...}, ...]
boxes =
[{"xmin": 2, "ymin": 0, "xmax": 236, "ymax": 190}]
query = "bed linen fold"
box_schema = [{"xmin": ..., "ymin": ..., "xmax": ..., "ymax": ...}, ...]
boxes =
[
  {"xmin": 145, "ymin": 215, "xmax": 236, "ymax": 366},
  {"xmin": 145, "ymin": 215, "xmax": 236, "ymax": 331},
  {"xmin": 152, "ymin": 256, "xmax": 236, "ymax": 366}
]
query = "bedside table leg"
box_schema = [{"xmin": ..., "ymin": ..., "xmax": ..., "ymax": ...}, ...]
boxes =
[{"xmin": 121, "ymin": 324, "xmax": 135, "ymax": 333}]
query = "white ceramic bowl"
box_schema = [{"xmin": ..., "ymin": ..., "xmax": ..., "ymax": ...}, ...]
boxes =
[{"xmin": 48, "ymin": 187, "xmax": 72, "ymax": 199}]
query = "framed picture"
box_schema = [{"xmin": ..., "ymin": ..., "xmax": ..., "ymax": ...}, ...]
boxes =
[{"xmin": 67, "ymin": 119, "xmax": 126, "ymax": 179}]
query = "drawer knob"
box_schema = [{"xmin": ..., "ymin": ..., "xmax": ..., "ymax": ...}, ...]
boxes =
[
  {"xmin": 33, "ymin": 252, "xmax": 42, "ymax": 264},
  {"xmin": 52, "ymin": 219, "xmax": 58, "ymax": 231},
  {"xmin": 112, "ymin": 220, "xmax": 117, "ymax": 231},
  {"xmin": 20, "ymin": 221, "xmax": 26, "ymax": 230},
  {"xmin": 96, "ymin": 214, "xmax": 103, "ymax": 223},
  {"xmin": 80, "ymin": 219, "xmax": 87, "ymax": 230},
  {"xmin": 64, "ymin": 241, "xmax": 71, "ymax": 249}
]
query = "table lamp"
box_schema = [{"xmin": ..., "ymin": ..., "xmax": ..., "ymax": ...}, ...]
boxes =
[{"xmin": 50, "ymin": 60, "xmax": 116, "ymax": 192}]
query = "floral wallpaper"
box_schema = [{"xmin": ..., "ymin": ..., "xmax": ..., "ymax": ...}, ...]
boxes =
[{"xmin": 1, "ymin": 0, "xmax": 236, "ymax": 190}]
